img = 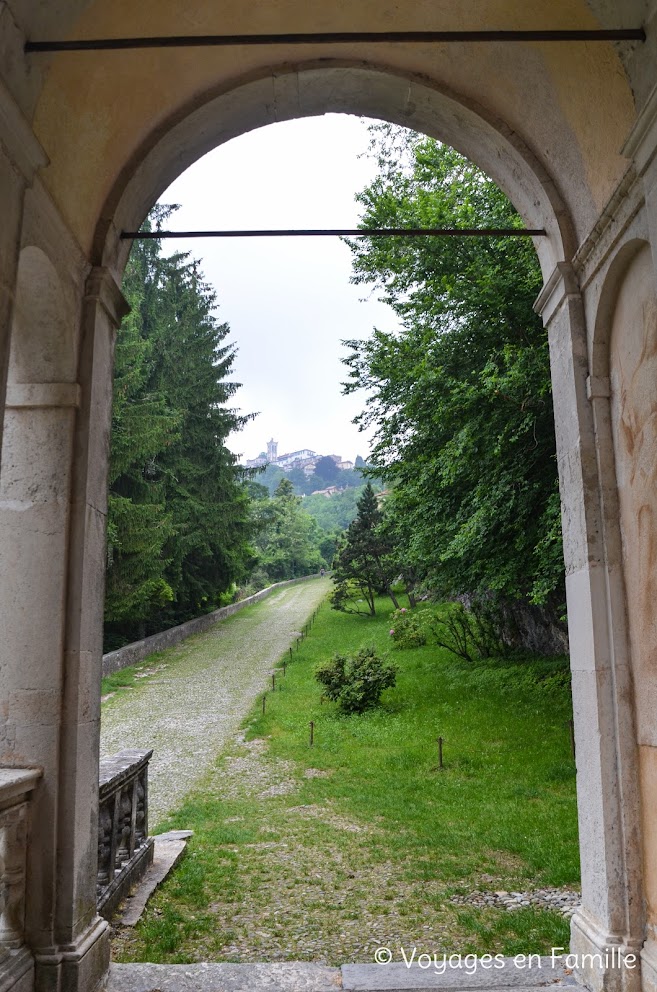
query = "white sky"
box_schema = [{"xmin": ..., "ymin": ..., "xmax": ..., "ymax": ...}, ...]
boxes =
[{"xmin": 159, "ymin": 114, "xmax": 402, "ymax": 464}]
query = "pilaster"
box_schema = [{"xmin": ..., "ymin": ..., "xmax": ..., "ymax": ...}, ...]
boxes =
[
  {"xmin": 623, "ymin": 80, "xmax": 657, "ymax": 283},
  {"xmin": 535, "ymin": 265, "xmax": 644, "ymax": 992},
  {"xmin": 0, "ymin": 74, "xmax": 48, "ymax": 463},
  {"xmin": 33, "ymin": 268, "xmax": 128, "ymax": 992}
]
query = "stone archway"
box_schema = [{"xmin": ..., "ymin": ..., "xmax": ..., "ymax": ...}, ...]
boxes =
[
  {"xmin": 96, "ymin": 62, "xmax": 572, "ymax": 279},
  {"xmin": 0, "ymin": 7, "xmax": 656, "ymax": 990},
  {"xmin": 84, "ymin": 65, "xmax": 642, "ymax": 992}
]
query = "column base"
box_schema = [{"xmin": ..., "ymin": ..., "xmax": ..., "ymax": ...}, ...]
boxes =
[
  {"xmin": 35, "ymin": 917, "xmax": 110, "ymax": 992},
  {"xmin": 640, "ymin": 938, "xmax": 657, "ymax": 992},
  {"xmin": 571, "ymin": 909, "xmax": 643, "ymax": 992}
]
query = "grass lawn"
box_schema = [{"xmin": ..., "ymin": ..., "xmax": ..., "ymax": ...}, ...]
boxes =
[{"xmin": 112, "ymin": 595, "xmax": 579, "ymax": 965}]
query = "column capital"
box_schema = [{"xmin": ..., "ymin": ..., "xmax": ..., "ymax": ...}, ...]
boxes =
[
  {"xmin": 0, "ymin": 76, "xmax": 48, "ymax": 184},
  {"xmin": 84, "ymin": 267, "xmax": 129, "ymax": 328},
  {"xmin": 622, "ymin": 80, "xmax": 657, "ymax": 179},
  {"xmin": 533, "ymin": 261, "xmax": 581, "ymax": 326}
]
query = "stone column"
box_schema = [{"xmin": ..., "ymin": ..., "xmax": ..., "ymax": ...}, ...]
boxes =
[
  {"xmin": 34, "ymin": 268, "xmax": 127, "ymax": 992},
  {"xmin": 0, "ymin": 76, "xmax": 48, "ymax": 461},
  {"xmin": 0, "ymin": 380, "xmax": 80, "ymax": 967},
  {"xmin": 0, "ymin": 264, "xmax": 127, "ymax": 992},
  {"xmin": 535, "ymin": 264, "xmax": 644, "ymax": 992}
]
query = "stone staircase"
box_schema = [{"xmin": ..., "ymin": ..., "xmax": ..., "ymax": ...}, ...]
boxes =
[{"xmin": 104, "ymin": 956, "xmax": 580, "ymax": 991}]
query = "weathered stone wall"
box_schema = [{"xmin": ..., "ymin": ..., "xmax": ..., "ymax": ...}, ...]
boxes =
[{"xmin": 102, "ymin": 575, "xmax": 322, "ymax": 676}]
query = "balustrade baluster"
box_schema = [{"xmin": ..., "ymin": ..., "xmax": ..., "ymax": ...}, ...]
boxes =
[
  {"xmin": 0, "ymin": 768, "xmax": 41, "ymax": 966},
  {"xmin": 96, "ymin": 750, "xmax": 154, "ymax": 920}
]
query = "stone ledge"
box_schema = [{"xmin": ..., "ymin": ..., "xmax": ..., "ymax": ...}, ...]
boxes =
[
  {"xmin": 0, "ymin": 767, "xmax": 41, "ymax": 810},
  {"xmin": 341, "ymin": 959, "xmax": 578, "ymax": 990},
  {"xmin": 99, "ymin": 749, "xmax": 152, "ymax": 796},
  {"xmin": 103, "ymin": 961, "xmax": 341, "ymax": 991},
  {"xmin": 118, "ymin": 831, "xmax": 192, "ymax": 926}
]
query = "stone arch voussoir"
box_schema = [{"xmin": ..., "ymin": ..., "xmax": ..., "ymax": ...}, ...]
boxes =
[{"xmin": 93, "ymin": 61, "xmax": 574, "ymax": 282}]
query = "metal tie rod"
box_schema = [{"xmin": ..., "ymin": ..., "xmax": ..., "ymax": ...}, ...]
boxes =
[
  {"xmin": 26, "ymin": 29, "xmax": 645, "ymax": 53},
  {"xmin": 119, "ymin": 227, "xmax": 547, "ymax": 240}
]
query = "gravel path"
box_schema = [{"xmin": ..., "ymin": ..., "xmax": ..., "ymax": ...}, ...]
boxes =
[{"xmin": 100, "ymin": 578, "xmax": 330, "ymax": 826}]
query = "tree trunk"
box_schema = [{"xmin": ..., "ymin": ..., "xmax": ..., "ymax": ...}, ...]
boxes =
[{"xmin": 388, "ymin": 587, "xmax": 401, "ymax": 610}]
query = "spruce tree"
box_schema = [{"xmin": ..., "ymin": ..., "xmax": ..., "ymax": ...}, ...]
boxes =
[
  {"xmin": 330, "ymin": 483, "xmax": 400, "ymax": 615},
  {"xmin": 104, "ymin": 208, "xmax": 256, "ymax": 646}
]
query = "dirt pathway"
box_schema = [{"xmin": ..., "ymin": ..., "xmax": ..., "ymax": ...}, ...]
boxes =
[{"xmin": 100, "ymin": 578, "xmax": 330, "ymax": 826}]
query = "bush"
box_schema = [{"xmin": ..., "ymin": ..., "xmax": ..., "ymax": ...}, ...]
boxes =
[
  {"xmin": 315, "ymin": 646, "xmax": 397, "ymax": 713},
  {"xmin": 388, "ymin": 607, "xmax": 427, "ymax": 648},
  {"xmin": 424, "ymin": 600, "xmax": 509, "ymax": 662}
]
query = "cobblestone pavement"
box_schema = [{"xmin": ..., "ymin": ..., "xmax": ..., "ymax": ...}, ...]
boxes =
[
  {"xmin": 449, "ymin": 887, "xmax": 580, "ymax": 917},
  {"xmin": 100, "ymin": 579, "xmax": 330, "ymax": 827}
]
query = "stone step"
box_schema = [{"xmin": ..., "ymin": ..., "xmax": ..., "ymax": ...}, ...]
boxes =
[
  {"xmin": 104, "ymin": 958, "xmax": 578, "ymax": 992},
  {"xmin": 118, "ymin": 830, "xmax": 193, "ymax": 927},
  {"xmin": 341, "ymin": 958, "xmax": 578, "ymax": 990},
  {"xmin": 104, "ymin": 962, "xmax": 340, "ymax": 991}
]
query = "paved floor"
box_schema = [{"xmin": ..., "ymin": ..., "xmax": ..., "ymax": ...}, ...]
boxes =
[
  {"xmin": 100, "ymin": 578, "xmax": 330, "ymax": 826},
  {"xmin": 104, "ymin": 957, "xmax": 579, "ymax": 991}
]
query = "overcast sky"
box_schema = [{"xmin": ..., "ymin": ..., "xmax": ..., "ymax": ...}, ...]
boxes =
[{"xmin": 159, "ymin": 114, "xmax": 402, "ymax": 464}]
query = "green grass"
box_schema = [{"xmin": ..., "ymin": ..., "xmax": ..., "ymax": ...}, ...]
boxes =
[
  {"xmin": 101, "ymin": 651, "xmax": 171, "ymax": 697},
  {"xmin": 113, "ymin": 596, "xmax": 578, "ymax": 965}
]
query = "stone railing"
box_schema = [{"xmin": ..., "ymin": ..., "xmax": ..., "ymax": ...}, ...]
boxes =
[
  {"xmin": 97, "ymin": 749, "xmax": 154, "ymax": 921},
  {"xmin": 0, "ymin": 767, "xmax": 42, "ymax": 988}
]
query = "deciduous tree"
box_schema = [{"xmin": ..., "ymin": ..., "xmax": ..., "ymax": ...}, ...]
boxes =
[{"xmin": 343, "ymin": 128, "xmax": 564, "ymax": 625}]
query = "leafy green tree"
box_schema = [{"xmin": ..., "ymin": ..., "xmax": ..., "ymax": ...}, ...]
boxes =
[
  {"xmin": 331, "ymin": 483, "xmax": 401, "ymax": 615},
  {"xmin": 259, "ymin": 462, "xmax": 287, "ymax": 495},
  {"xmin": 286, "ymin": 467, "xmax": 308, "ymax": 491},
  {"xmin": 304, "ymin": 486, "xmax": 371, "ymax": 533},
  {"xmin": 343, "ymin": 128, "xmax": 564, "ymax": 621},
  {"xmin": 314, "ymin": 455, "xmax": 340, "ymax": 484},
  {"xmin": 254, "ymin": 478, "xmax": 325, "ymax": 580}
]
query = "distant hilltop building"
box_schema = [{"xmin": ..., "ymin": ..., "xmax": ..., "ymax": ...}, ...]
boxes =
[
  {"xmin": 245, "ymin": 440, "xmax": 318, "ymax": 470},
  {"xmin": 245, "ymin": 440, "xmax": 356, "ymax": 474}
]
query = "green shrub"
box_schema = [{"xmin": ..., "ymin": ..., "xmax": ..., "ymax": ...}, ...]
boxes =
[
  {"xmin": 315, "ymin": 646, "xmax": 397, "ymax": 713},
  {"xmin": 388, "ymin": 607, "xmax": 427, "ymax": 648}
]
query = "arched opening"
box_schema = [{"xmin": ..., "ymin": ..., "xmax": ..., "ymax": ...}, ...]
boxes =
[
  {"xmin": 95, "ymin": 63, "xmax": 572, "ymax": 280},
  {"xmin": 52, "ymin": 52, "xmax": 628, "ymax": 981},
  {"xmin": 0, "ymin": 35, "xmax": 648, "ymax": 992},
  {"xmin": 99, "ymin": 113, "xmax": 579, "ymax": 966}
]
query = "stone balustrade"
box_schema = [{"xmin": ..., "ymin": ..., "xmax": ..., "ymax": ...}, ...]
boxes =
[
  {"xmin": 97, "ymin": 749, "xmax": 154, "ymax": 921},
  {"xmin": 0, "ymin": 767, "xmax": 41, "ymax": 990}
]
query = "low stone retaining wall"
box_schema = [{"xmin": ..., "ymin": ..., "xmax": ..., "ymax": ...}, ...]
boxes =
[{"xmin": 102, "ymin": 574, "xmax": 321, "ymax": 676}]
